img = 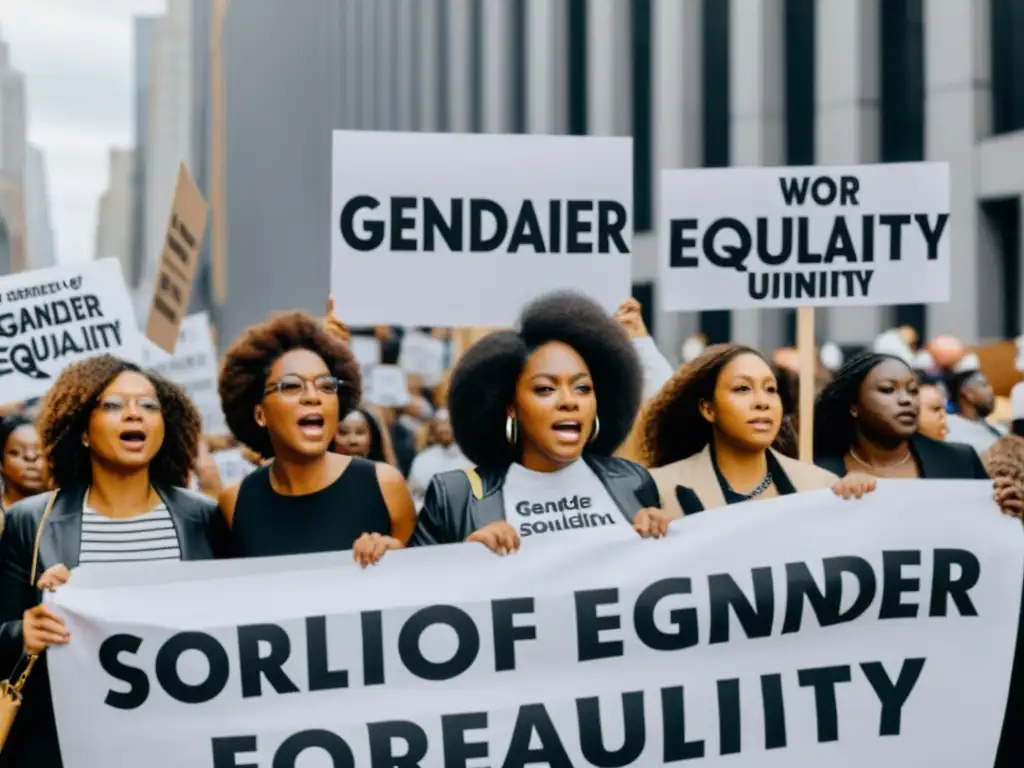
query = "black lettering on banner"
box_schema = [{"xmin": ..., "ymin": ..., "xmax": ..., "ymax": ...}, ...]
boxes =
[
  {"xmin": 798, "ymin": 665, "xmax": 852, "ymax": 743},
  {"xmin": 211, "ymin": 735, "xmax": 258, "ymax": 768},
  {"xmin": 575, "ymin": 588, "xmax": 623, "ymax": 661},
  {"xmin": 661, "ymin": 686, "xmax": 705, "ymax": 760},
  {"xmin": 503, "ymin": 704, "xmax": 572, "ymax": 768},
  {"xmin": 307, "ymin": 616, "xmax": 349, "ymax": 691},
  {"xmin": 861, "ymin": 658, "xmax": 926, "ymax": 736},
  {"xmin": 237, "ymin": 624, "xmax": 300, "ymax": 698},
  {"xmin": 708, "ymin": 567, "xmax": 775, "ymax": 643},
  {"xmin": 442, "ymin": 712, "xmax": 489, "ymax": 767},
  {"xmin": 155, "ymin": 631, "xmax": 230, "ymax": 705},
  {"xmin": 337, "ymin": 195, "xmax": 629, "ymax": 255},
  {"xmin": 99, "ymin": 634, "xmax": 149, "ymax": 710},
  {"xmin": 717, "ymin": 678, "xmax": 742, "ymax": 755},
  {"xmin": 361, "ymin": 610, "xmax": 386, "ymax": 686},
  {"xmin": 272, "ymin": 729, "xmax": 355, "ymax": 768},
  {"xmin": 668, "ymin": 173, "xmax": 949, "ymax": 301},
  {"xmin": 491, "ymin": 598, "xmax": 537, "ymax": 672},
  {"xmin": 929, "ymin": 549, "xmax": 980, "ymax": 617},
  {"xmin": 782, "ymin": 556, "xmax": 877, "ymax": 633},
  {"xmin": 760, "ymin": 673, "xmax": 788, "ymax": 749},
  {"xmin": 367, "ymin": 720, "xmax": 429, "ymax": 767},
  {"xmin": 397, "ymin": 605, "xmax": 480, "ymax": 681},
  {"xmin": 633, "ymin": 577, "xmax": 698, "ymax": 651},
  {"xmin": 576, "ymin": 692, "xmax": 645, "ymax": 767},
  {"xmin": 879, "ymin": 550, "xmax": 921, "ymax": 620}
]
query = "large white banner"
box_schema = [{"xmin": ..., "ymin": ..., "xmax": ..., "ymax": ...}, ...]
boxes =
[
  {"xmin": 49, "ymin": 482, "xmax": 1022, "ymax": 767},
  {"xmin": 330, "ymin": 131, "xmax": 633, "ymax": 326},
  {"xmin": 658, "ymin": 163, "xmax": 951, "ymax": 311},
  {"xmin": 141, "ymin": 312, "xmax": 227, "ymax": 435},
  {"xmin": 0, "ymin": 258, "xmax": 140, "ymax": 403}
]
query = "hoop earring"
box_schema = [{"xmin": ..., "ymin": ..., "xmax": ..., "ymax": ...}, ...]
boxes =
[
  {"xmin": 590, "ymin": 415, "xmax": 600, "ymax": 443},
  {"xmin": 505, "ymin": 415, "xmax": 519, "ymax": 445}
]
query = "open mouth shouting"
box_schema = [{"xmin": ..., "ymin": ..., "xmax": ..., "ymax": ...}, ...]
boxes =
[
  {"xmin": 297, "ymin": 412, "xmax": 326, "ymax": 439},
  {"xmin": 119, "ymin": 429, "xmax": 149, "ymax": 452},
  {"xmin": 551, "ymin": 419, "xmax": 583, "ymax": 444}
]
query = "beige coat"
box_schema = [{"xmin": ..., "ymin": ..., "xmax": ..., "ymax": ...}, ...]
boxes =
[{"xmin": 651, "ymin": 445, "xmax": 839, "ymax": 519}]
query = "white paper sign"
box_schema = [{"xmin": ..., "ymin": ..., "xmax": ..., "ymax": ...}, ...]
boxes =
[
  {"xmin": 0, "ymin": 258, "xmax": 141, "ymax": 402},
  {"xmin": 211, "ymin": 448, "xmax": 256, "ymax": 486},
  {"xmin": 141, "ymin": 312, "xmax": 227, "ymax": 435},
  {"xmin": 348, "ymin": 334, "xmax": 381, "ymax": 370},
  {"xmin": 399, "ymin": 329, "xmax": 446, "ymax": 385},
  {"xmin": 364, "ymin": 364, "xmax": 410, "ymax": 407},
  {"xmin": 48, "ymin": 482, "xmax": 1023, "ymax": 767},
  {"xmin": 331, "ymin": 131, "xmax": 633, "ymax": 326},
  {"xmin": 658, "ymin": 163, "xmax": 951, "ymax": 311}
]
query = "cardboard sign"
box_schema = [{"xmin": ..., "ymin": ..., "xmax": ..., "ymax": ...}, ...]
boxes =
[
  {"xmin": 145, "ymin": 164, "xmax": 209, "ymax": 353},
  {"xmin": 0, "ymin": 259, "xmax": 140, "ymax": 402},
  {"xmin": 398, "ymin": 329, "xmax": 446, "ymax": 386},
  {"xmin": 141, "ymin": 313, "xmax": 226, "ymax": 435},
  {"xmin": 331, "ymin": 131, "xmax": 633, "ymax": 326},
  {"xmin": 364, "ymin": 364, "xmax": 410, "ymax": 407},
  {"xmin": 659, "ymin": 163, "xmax": 951, "ymax": 311}
]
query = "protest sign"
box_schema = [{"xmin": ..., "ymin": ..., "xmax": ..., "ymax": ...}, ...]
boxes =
[
  {"xmin": 211, "ymin": 448, "xmax": 256, "ymax": 486},
  {"xmin": 399, "ymin": 329, "xmax": 446, "ymax": 385},
  {"xmin": 348, "ymin": 334, "xmax": 381, "ymax": 370},
  {"xmin": 141, "ymin": 312, "xmax": 227, "ymax": 435},
  {"xmin": 145, "ymin": 163, "xmax": 209, "ymax": 353},
  {"xmin": 0, "ymin": 258, "xmax": 140, "ymax": 403},
  {"xmin": 364, "ymin": 364, "xmax": 410, "ymax": 407},
  {"xmin": 49, "ymin": 481, "xmax": 1023, "ymax": 767},
  {"xmin": 658, "ymin": 162, "xmax": 951, "ymax": 312},
  {"xmin": 331, "ymin": 131, "xmax": 632, "ymax": 326}
]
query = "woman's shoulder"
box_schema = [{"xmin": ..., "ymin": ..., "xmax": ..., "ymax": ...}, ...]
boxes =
[
  {"xmin": 584, "ymin": 454, "xmax": 654, "ymax": 479},
  {"xmin": 4, "ymin": 491, "xmax": 54, "ymax": 525},
  {"xmin": 647, "ymin": 451, "xmax": 707, "ymax": 483},
  {"xmin": 159, "ymin": 485, "xmax": 220, "ymax": 520}
]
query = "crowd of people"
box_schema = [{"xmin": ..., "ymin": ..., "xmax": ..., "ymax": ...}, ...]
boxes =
[{"xmin": 0, "ymin": 290, "xmax": 1022, "ymax": 766}]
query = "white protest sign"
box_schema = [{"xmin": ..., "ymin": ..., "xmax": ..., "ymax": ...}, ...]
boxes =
[
  {"xmin": 364, "ymin": 364, "xmax": 410, "ymax": 407},
  {"xmin": 659, "ymin": 163, "xmax": 951, "ymax": 311},
  {"xmin": 211, "ymin": 448, "xmax": 255, "ymax": 486},
  {"xmin": 331, "ymin": 131, "xmax": 633, "ymax": 326},
  {"xmin": 347, "ymin": 334, "xmax": 381, "ymax": 370},
  {"xmin": 399, "ymin": 329, "xmax": 446, "ymax": 385},
  {"xmin": 49, "ymin": 482, "xmax": 1023, "ymax": 767},
  {"xmin": 0, "ymin": 258, "xmax": 140, "ymax": 402},
  {"xmin": 141, "ymin": 312, "xmax": 227, "ymax": 435}
]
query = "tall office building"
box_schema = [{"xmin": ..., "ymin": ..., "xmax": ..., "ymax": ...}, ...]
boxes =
[
  {"xmin": 95, "ymin": 148, "xmax": 135, "ymax": 280},
  {"xmin": 0, "ymin": 31, "xmax": 27, "ymax": 274},
  {"xmin": 206, "ymin": 0, "xmax": 1024, "ymax": 357},
  {"xmin": 130, "ymin": 16, "xmax": 159, "ymax": 287},
  {"xmin": 24, "ymin": 144, "xmax": 54, "ymax": 269}
]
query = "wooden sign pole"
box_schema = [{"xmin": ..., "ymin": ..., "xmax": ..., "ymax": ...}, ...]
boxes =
[
  {"xmin": 797, "ymin": 307, "xmax": 816, "ymax": 462},
  {"xmin": 210, "ymin": 0, "xmax": 229, "ymax": 304}
]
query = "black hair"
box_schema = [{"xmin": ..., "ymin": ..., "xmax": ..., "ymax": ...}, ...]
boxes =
[
  {"xmin": 331, "ymin": 407, "xmax": 387, "ymax": 463},
  {"xmin": 643, "ymin": 344, "xmax": 794, "ymax": 466},
  {"xmin": 813, "ymin": 352, "xmax": 912, "ymax": 457},
  {"xmin": 0, "ymin": 415, "xmax": 34, "ymax": 458},
  {"xmin": 945, "ymin": 368, "xmax": 978, "ymax": 409},
  {"xmin": 447, "ymin": 291, "xmax": 642, "ymax": 467}
]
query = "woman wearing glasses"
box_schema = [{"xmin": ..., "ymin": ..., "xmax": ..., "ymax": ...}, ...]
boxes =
[{"xmin": 218, "ymin": 311, "xmax": 416, "ymax": 565}]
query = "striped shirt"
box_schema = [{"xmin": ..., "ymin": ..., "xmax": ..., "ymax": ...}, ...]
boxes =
[{"xmin": 79, "ymin": 503, "xmax": 183, "ymax": 564}]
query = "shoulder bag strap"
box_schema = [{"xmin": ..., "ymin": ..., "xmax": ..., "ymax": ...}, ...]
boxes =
[
  {"xmin": 461, "ymin": 468, "xmax": 484, "ymax": 501},
  {"xmin": 29, "ymin": 491, "xmax": 59, "ymax": 588}
]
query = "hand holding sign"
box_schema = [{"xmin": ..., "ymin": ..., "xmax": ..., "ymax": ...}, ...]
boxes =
[
  {"xmin": 466, "ymin": 520, "xmax": 520, "ymax": 556},
  {"xmin": 323, "ymin": 296, "xmax": 351, "ymax": 343}
]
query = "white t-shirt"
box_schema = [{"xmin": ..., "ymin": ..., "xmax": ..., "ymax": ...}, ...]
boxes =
[{"xmin": 502, "ymin": 460, "xmax": 632, "ymax": 540}]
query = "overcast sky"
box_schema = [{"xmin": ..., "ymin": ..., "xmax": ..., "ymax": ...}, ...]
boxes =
[{"xmin": 4, "ymin": 0, "xmax": 166, "ymax": 264}]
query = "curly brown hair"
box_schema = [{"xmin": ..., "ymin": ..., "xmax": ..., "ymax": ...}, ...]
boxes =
[
  {"xmin": 218, "ymin": 310, "xmax": 361, "ymax": 457},
  {"xmin": 642, "ymin": 344, "xmax": 795, "ymax": 467},
  {"xmin": 37, "ymin": 355, "xmax": 201, "ymax": 488}
]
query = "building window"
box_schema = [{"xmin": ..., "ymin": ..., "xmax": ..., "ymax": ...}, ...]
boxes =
[
  {"xmin": 509, "ymin": 0, "xmax": 527, "ymax": 133},
  {"xmin": 881, "ymin": 0, "xmax": 926, "ymax": 337},
  {"xmin": 468, "ymin": 0, "xmax": 483, "ymax": 132},
  {"xmin": 567, "ymin": 0, "xmax": 587, "ymax": 136},
  {"xmin": 436, "ymin": 0, "xmax": 450, "ymax": 132},
  {"xmin": 991, "ymin": 0, "xmax": 1024, "ymax": 135},
  {"xmin": 632, "ymin": 0, "xmax": 652, "ymax": 234},
  {"xmin": 782, "ymin": 0, "xmax": 816, "ymax": 344},
  {"xmin": 700, "ymin": 0, "xmax": 731, "ymax": 343}
]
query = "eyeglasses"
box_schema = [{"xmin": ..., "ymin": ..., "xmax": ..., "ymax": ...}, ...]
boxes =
[
  {"xmin": 97, "ymin": 395, "xmax": 162, "ymax": 414},
  {"xmin": 264, "ymin": 374, "xmax": 340, "ymax": 398}
]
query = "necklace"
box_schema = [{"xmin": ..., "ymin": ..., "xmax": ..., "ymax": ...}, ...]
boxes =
[
  {"xmin": 849, "ymin": 446, "xmax": 911, "ymax": 470},
  {"xmin": 725, "ymin": 472, "xmax": 774, "ymax": 499}
]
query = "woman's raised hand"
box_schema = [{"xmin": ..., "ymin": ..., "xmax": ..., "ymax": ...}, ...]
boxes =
[
  {"xmin": 466, "ymin": 521, "xmax": 520, "ymax": 556},
  {"xmin": 353, "ymin": 532, "xmax": 403, "ymax": 567},
  {"xmin": 323, "ymin": 296, "xmax": 351, "ymax": 343}
]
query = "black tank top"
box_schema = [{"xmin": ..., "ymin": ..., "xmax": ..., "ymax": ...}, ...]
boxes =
[{"xmin": 232, "ymin": 457, "xmax": 391, "ymax": 557}]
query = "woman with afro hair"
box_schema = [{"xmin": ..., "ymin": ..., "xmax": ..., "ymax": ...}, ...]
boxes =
[
  {"xmin": 218, "ymin": 311, "xmax": 416, "ymax": 566},
  {"xmin": 0, "ymin": 355, "xmax": 229, "ymax": 768},
  {"xmin": 410, "ymin": 291, "xmax": 670, "ymax": 553},
  {"xmin": 640, "ymin": 344, "xmax": 872, "ymax": 518}
]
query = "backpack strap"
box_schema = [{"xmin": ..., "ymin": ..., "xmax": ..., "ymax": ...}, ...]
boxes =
[{"xmin": 461, "ymin": 468, "xmax": 484, "ymax": 501}]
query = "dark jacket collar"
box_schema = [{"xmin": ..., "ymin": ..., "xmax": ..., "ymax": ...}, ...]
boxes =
[{"xmin": 814, "ymin": 434, "xmax": 988, "ymax": 480}]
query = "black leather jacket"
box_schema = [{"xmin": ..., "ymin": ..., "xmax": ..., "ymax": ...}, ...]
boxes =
[
  {"xmin": 0, "ymin": 484, "xmax": 229, "ymax": 768},
  {"xmin": 410, "ymin": 454, "xmax": 659, "ymax": 546}
]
